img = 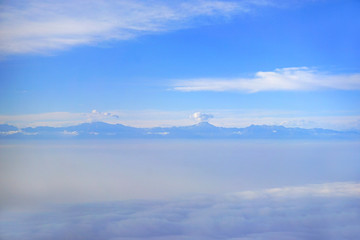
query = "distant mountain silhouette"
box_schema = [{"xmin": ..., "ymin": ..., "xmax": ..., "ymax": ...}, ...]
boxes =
[
  {"xmin": 1, "ymin": 122, "xmax": 359, "ymax": 140},
  {"xmin": 0, "ymin": 124, "xmax": 18, "ymax": 132}
]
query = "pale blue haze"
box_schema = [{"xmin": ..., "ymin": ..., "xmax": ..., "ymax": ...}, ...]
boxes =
[{"xmin": 1, "ymin": 141, "xmax": 360, "ymax": 239}]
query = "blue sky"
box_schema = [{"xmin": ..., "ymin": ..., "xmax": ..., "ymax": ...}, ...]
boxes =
[{"xmin": 0, "ymin": 0, "xmax": 359, "ymax": 129}]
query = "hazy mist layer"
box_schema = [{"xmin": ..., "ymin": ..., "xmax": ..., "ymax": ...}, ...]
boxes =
[{"xmin": 1, "ymin": 140, "xmax": 359, "ymax": 208}]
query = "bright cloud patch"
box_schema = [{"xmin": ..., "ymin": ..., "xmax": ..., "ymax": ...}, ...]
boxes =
[
  {"xmin": 0, "ymin": 130, "xmax": 20, "ymax": 136},
  {"xmin": 191, "ymin": 112, "xmax": 214, "ymax": 122},
  {"xmin": 91, "ymin": 109, "xmax": 119, "ymax": 120},
  {"xmin": 232, "ymin": 182, "xmax": 360, "ymax": 199},
  {"xmin": 0, "ymin": 0, "xmax": 246, "ymax": 55},
  {"xmin": 62, "ymin": 130, "xmax": 78, "ymax": 136},
  {"xmin": 174, "ymin": 67, "xmax": 360, "ymax": 92},
  {"xmin": 1, "ymin": 182, "xmax": 359, "ymax": 240}
]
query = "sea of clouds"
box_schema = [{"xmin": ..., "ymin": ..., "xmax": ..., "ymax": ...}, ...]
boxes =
[
  {"xmin": 1, "ymin": 140, "xmax": 359, "ymax": 239},
  {"xmin": 1, "ymin": 182, "xmax": 359, "ymax": 240}
]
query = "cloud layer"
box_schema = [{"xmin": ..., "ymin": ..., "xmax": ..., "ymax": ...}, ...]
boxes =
[
  {"xmin": 1, "ymin": 182, "xmax": 359, "ymax": 240},
  {"xmin": 1, "ymin": 109, "xmax": 360, "ymax": 130},
  {"xmin": 174, "ymin": 67, "xmax": 360, "ymax": 92},
  {"xmin": 0, "ymin": 110, "xmax": 121, "ymax": 128},
  {"xmin": 0, "ymin": 0, "xmax": 246, "ymax": 55}
]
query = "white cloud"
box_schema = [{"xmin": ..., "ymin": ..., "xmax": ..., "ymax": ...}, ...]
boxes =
[
  {"xmin": 1, "ymin": 182, "xmax": 359, "ymax": 240},
  {"xmin": 147, "ymin": 131, "xmax": 170, "ymax": 135},
  {"xmin": 191, "ymin": 112, "xmax": 214, "ymax": 122},
  {"xmin": 0, "ymin": 0, "xmax": 248, "ymax": 55},
  {"xmin": 0, "ymin": 0, "xmax": 323, "ymax": 55},
  {"xmin": 62, "ymin": 130, "xmax": 78, "ymax": 136},
  {"xmin": 0, "ymin": 130, "xmax": 20, "ymax": 136},
  {"xmin": 173, "ymin": 67, "xmax": 360, "ymax": 92},
  {"xmin": 231, "ymin": 182, "xmax": 360, "ymax": 199},
  {"xmin": 90, "ymin": 109, "xmax": 119, "ymax": 120}
]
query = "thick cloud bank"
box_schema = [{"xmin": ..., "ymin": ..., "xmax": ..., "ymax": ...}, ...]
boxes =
[{"xmin": 1, "ymin": 182, "xmax": 359, "ymax": 240}]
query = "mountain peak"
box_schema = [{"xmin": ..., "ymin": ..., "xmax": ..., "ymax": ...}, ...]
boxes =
[
  {"xmin": 194, "ymin": 121, "xmax": 216, "ymax": 128},
  {"xmin": 0, "ymin": 124, "xmax": 19, "ymax": 131}
]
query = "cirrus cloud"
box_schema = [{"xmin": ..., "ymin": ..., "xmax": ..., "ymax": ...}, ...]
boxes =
[
  {"xmin": 0, "ymin": 0, "xmax": 246, "ymax": 55},
  {"xmin": 173, "ymin": 67, "xmax": 360, "ymax": 92},
  {"xmin": 0, "ymin": 0, "xmax": 322, "ymax": 56}
]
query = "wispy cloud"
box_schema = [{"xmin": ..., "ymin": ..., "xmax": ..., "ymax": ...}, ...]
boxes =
[
  {"xmin": 173, "ymin": 67, "xmax": 360, "ymax": 92},
  {"xmin": 232, "ymin": 182, "xmax": 360, "ymax": 199},
  {"xmin": 0, "ymin": 0, "xmax": 251, "ymax": 55}
]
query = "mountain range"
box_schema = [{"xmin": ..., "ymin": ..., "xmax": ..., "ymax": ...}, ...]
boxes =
[{"xmin": 1, "ymin": 122, "xmax": 359, "ymax": 140}]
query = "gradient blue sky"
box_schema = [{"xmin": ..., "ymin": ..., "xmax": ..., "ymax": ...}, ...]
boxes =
[{"xmin": 0, "ymin": 0, "xmax": 359, "ymax": 129}]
